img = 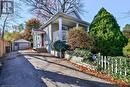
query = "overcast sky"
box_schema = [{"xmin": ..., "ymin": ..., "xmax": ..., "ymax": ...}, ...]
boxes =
[{"xmin": 18, "ymin": 0, "xmax": 130, "ymax": 30}]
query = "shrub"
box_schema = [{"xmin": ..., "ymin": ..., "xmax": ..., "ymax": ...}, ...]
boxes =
[
  {"xmin": 122, "ymin": 24, "xmax": 130, "ymax": 38},
  {"xmin": 123, "ymin": 39, "xmax": 130, "ymax": 57},
  {"xmin": 123, "ymin": 44, "xmax": 130, "ymax": 57},
  {"xmin": 66, "ymin": 48, "xmax": 92, "ymax": 61},
  {"xmin": 74, "ymin": 48, "xmax": 92, "ymax": 59},
  {"xmin": 52, "ymin": 40, "xmax": 69, "ymax": 52},
  {"xmin": 67, "ymin": 27, "xmax": 94, "ymax": 50}
]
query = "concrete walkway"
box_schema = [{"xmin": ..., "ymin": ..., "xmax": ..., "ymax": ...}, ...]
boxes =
[
  {"xmin": 21, "ymin": 50, "xmax": 116, "ymax": 87},
  {"xmin": 0, "ymin": 52, "xmax": 47, "ymax": 87}
]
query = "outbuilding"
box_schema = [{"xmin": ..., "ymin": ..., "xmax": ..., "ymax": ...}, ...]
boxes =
[{"xmin": 12, "ymin": 39, "xmax": 30, "ymax": 51}]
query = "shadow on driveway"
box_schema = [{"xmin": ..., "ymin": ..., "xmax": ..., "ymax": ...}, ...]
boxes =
[
  {"xmin": 27, "ymin": 55, "xmax": 117, "ymax": 87},
  {"xmin": 0, "ymin": 52, "xmax": 47, "ymax": 87},
  {"xmin": 38, "ymin": 69, "xmax": 117, "ymax": 87}
]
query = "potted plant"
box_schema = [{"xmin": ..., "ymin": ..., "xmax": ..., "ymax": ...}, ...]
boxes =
[{"xmin": 52, "ymin": 40, "xmax": 70, "ymax": 58}]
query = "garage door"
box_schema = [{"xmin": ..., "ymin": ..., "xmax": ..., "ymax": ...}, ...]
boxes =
[{"xmin": 18, "ymin": 43, "xmax": 29, "ymax": 50}]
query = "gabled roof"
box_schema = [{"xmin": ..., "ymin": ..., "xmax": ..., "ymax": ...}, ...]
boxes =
[
  {"xmin": 14, "ymin": 39, "xmax": 30, "ymax": 43},
  {"xmin": 40, "ymin": 12, "xmax": 90, "ymax": 30}
]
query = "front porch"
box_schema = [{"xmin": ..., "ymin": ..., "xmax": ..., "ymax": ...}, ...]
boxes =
[{"xmin": 51, "ymin": 13, "xmax": 89, "ymax": 42}]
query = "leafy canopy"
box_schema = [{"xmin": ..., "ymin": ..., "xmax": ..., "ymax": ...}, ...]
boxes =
[
  {"xmin": 122, "ymin": 24, "xmax": 130, "ymax": 38},
  {"xmin": 89, "ymin": 8, "xmax": 128, "ymax": 56},
  {"xmin": 4, "ymin": 32, "xmax": 21, "ymax": 42},
  {"xmin": 26, "ymin": 18, "xmax": 41, "ymax": 30},
  {"xmin": 22, "ymin": 28, "xmax": 32, "ymax": 41}
]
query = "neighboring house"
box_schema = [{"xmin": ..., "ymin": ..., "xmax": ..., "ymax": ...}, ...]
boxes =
[
  {"xmin": 32, "ymin": 12, "xmax": 89, "ymax": 53},
  {"xmin": 12, "ymin": 39, "xmax": 30, "ymax": 51},
  {"xmin": 32, "ymin": 29, "xmax": 45, "ymax": 49}
]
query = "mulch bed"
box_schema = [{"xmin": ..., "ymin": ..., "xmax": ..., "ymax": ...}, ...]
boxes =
[{"xmin": 64, "ymin": 59, "xmax": 130, "ymax": 87}]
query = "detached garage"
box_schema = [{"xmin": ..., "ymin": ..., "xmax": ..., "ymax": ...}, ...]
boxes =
[{"xmin": 12, "ymin": 39, "xmax": 30, "ymax": 51}]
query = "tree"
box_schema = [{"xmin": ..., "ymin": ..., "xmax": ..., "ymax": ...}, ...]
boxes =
[
  {"xmin": 0, "ymin": 1, "xmax": 23, "ymax": 39},
  {"xmin": 22, "ymin": 28, "xmax": 32, "ymax": 41},
  {"xmin": 67, "ymin": 27, "xmax": 94, "ymax": 50},
  {"xmin": 4, "ymin": 31, "xmax": 21, "ymax": 42},
  {"xmin": 18, "ymin": 24, "xmax": 24, "ymax": 32},
  {"xmin": 11, "ymin": 32, "xmax": 22, "ymax": 41},
  {"xmin": 123, "ymin": 24, "xmax": 130, "ymax": 38},
  {"xmin": 1, "ymin": 15, "xmax": 9, "ymax": 39},
  {"xmin": 89, "ymin": 8, "xmax": 128, "ymax": 56},
  {"xmin": 3, "ymin": 32, "xmax": 12, "ymax": 42},
  {"xmin": 22, "ymin": 18, "xmax": 41, "ymax": 42},
  {"xmin": 23, "ymin": 0, "xmax": 84, "ymax": 21},
  {"xmin": 26, "ymin": 18, "xmax": 41, "ymax": 29}
]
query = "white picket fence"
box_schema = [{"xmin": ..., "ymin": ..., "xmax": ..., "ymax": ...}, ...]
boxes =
[
  {"xmin": 96, "ymin": 53, "xmax": 129, "ymax": 78},
  {"xmin": 65, "ymin": 52, "xmax": 130, "ymax": 80}
]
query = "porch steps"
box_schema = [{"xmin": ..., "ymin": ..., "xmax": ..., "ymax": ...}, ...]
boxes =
[{"xmin": 35, "ymin": 48, "xmax": 47, "ymax": 53}]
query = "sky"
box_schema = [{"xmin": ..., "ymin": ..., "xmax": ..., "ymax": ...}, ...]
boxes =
[{"xmin": 18, "ymin": 0, "xmax": 130, "ymax": 30}]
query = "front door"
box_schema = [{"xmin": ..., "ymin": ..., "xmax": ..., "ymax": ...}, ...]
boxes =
[{"xmin": 41, "ymin": 34, "xmax": 44, "ymax": 47}]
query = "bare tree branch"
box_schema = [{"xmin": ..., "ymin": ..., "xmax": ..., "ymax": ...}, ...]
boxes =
[
  {"xmin": 22, "ymin": 0, "xmax": 84, "ymax": 21},
  {"xmin": 0, "ymin": 0, "xmax": 23, "ymax": 39}
]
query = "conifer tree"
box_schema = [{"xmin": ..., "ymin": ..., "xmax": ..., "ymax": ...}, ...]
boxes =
[{"xmin": 89, "ymin": 8, "xmax": 128, "ymax": 56}]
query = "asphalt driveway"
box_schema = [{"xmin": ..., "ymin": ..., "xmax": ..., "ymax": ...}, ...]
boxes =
[
  {"xmin": 0, "ymin": 50, "xmax": 116, "ymax": 87},
  {"xmin": 0, "ymin": 52, "xmax": 47, "ymax": 87}
]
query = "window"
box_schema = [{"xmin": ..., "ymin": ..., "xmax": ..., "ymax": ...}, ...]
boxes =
[
  {"xmin": 62, "ymin": 31, "xmax": 68, "ymax": 41},
  {"xmin": 62, "ymin": 25, "xmax": 68, "ymax": 30}
]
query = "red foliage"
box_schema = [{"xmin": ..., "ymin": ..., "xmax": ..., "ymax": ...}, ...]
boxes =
[
  {"xmin": 67, "ymin": 27, "xmax": 94, "ymax": 50},
  {"xmin": 26, "ymin": 18, "xmax": 41, "ymax": 29}
]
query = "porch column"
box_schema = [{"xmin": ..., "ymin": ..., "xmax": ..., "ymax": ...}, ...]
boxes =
[
  {"xmin": 58, "ymin": 17, "xmax": 62, "ymax": 41},
  {"xmin": 76, "ymin": 23, "xmax": 79, "ymax": 29}
]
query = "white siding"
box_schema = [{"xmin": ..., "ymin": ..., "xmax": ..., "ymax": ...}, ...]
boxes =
[{"xmin": 44, "ymin": 24, "xmax": 52, "ymax": 53}]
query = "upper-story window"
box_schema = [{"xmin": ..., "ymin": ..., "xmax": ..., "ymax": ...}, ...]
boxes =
[{"xmin": 62, "ymin": 25, "xmax": 68, "ymax": 42}]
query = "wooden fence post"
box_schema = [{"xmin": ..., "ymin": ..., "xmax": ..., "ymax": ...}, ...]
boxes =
[
  {"xmin": 98, "ymin": 53, "xmax": 101, "ymax": 65},
  {"xmin": 104, "ymin": 56, "xmax": 107, "ymax": 70},
  {"xmin": 115, "ymin": 59, "xmax": 118, "ymax": 73},
  {"xmin": 107, "ymin": 57, "xmax": 110, "ymax": 74},
  {"xmin": 101, "ymin": 56, "xmax": 104, "ymax": 69},
  {"xmin": 111, "ymin": 57, "xmax": 113, "ymax": 74},
  {"xmin": 125, "ymin": 59, "xmax": 127, "ymax": 76},
  {"xmin": 119, "ymin": 58, "xmax": 122, "ymax": 75}
]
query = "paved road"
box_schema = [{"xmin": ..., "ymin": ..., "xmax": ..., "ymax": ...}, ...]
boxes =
[{"xmin": 0, "ymin": 51, "xmax": 116, "ymax": 87}]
